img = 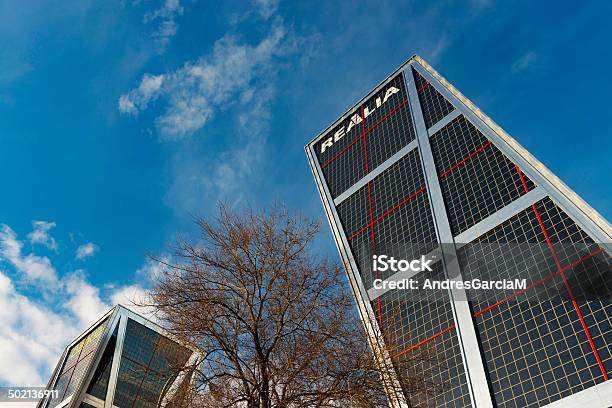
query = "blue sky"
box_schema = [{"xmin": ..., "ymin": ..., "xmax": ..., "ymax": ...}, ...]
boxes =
[{"xmin": 0, "ymin": 0, "xmax": 611, "ymax": 390}]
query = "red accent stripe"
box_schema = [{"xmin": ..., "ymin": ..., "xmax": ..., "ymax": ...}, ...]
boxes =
[
  {"xmin": 131, "ymin": 340, "xmax": 160, "ymax": 408},
  {"xmin": 439, "ymin": 140, "xmax": 493, "ymax": 179},
  {"xmin": 362, "ymin": 104, "xmax": 383, "ymax": 331},
  {"xmin": 393, "ymin": 325, "xmax": 456, "ymax": 359},
  {"xmin": 532, "ymin": 203, "xmax": 563, "ymax": 271},
  {"xmin": 472, "ymin": 248, "xmax": 604, "ymax": 317},
  {"xmin": 373, "ymin": 186, "xmax": 427, "ymax": 224},
  {"xmin": 560, "ymin": 269, "xmax": 609, "ymax": 380},
  {"xmin": 509, "ymin": 163, "xmax": 608, "ymax": 381},
  {"xmin": 57, "ymin": 349, "xmax": 95, "ymax": 378},
  {"xmin": 516, "ymin": 165, "xmax": 560, "ymax": 271},
  {"xmin": 347, "ymin": 186, "xmax": 428, "ymax": 241},
  {"xmin": 60, "ymin": 333, "xmax": 88, "ymax": 400},
  {"xmin": 367, "ymin": 183, "xmax": 376, "ymax": 250},
  {"xmin": 122, "ymin": 354, "xmax": 165, "ymax": 376},
  {"xmin": 531, "ymin": 199, "xmax": 607, "ymax": 379},
  {"xmin": 516, "ymin": 164, "xmax": 530, "ymax": 193},
  {"xmin": 417, "ymin": 81, "xmax": 430, "ymax": 94},
  {"xmin": 348, "ymin": 223, "xmax": 374, "ymax": 241}
]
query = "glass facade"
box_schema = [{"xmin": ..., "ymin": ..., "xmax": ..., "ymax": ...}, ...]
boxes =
[
  {"xmin": 47, "ymin": 318, "xmax": 109, "ymax": 408},
  {"xmin": 38, "ymin": 306, "xmax": 194, "ymax": 408},
  {"xmin": 113, "ymin": 318, "xmax": 191, "ymax": 408},
  {"xmin": 306, "ymin": 57, "xmax": 611, "ymax": 407}
]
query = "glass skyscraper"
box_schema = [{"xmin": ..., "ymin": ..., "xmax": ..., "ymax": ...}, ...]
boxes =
[
  {"xmin": 305, "ymin": 55, "xmax": 611, "ymax": 407},
  {"xmin": 37, "ymin": 305, "xmax": 194, "ymax": 408}
]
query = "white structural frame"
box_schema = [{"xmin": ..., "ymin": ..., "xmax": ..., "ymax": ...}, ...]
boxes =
[
  {"xmin": 37, "ymin": 305, "xmax": 198, "ymax": 408},
  {"xmin": 305, "ymin": 55, "xmax": 612, "ymax": 407}
]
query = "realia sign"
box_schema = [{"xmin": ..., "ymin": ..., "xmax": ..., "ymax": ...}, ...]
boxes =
[{"xmin": 320, "ymin": 85, "xmax": 400, "ymax": 154}]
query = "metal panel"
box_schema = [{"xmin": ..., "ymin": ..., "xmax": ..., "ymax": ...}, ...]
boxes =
[
  {"xmin": 404, "ymin": 64, "xmax": 494, "ymax": 408},
  {"xmin": 427, "ymin": 109, "xmax": 461, "ymax": 136},
  {"xmin": 454, "ymin": 186, "xmax": 547, "ymax": 245},
  {"xmin": 104, "ymin": 313, "xmax": 127, "ymax": 408},
  {"xmin": 541, "ymin": 380, "xmax": 612, "ymax": 408}
]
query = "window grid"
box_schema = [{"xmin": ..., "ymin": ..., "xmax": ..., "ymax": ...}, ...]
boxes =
[
  {"xmin": 370, "ymin": 149, "xmax": 426, "ymax": 220},
  {"xmin": 377, "ymin": 266, "xmax": 471, "ymax": 408},
  {"xmin": 337, "ymin": 185, "xmax": 370, "ymax": 238},
  {"xmin": 463, "ymin": 196, "xmax": 611, "ymax": 407},
  {"xmin": 114, "ymin": 319, "xmax": 191, "ymax": 408},
  {"xmin": 459, "ymin": 206, "xmax": 557, "ymax": 313},
  {"xmin": 366, "ymin": 103, "xmax": 415, "ymax": 171},
  {"xmin": 431, "ymin": 116, "xmax": 536, "ymax": 236},
  {"xmin": 339, "ymin": 150, "xmax": 438, "ymax": 288},
  {"xmin": 394, "ymin": 328, "xmax": 472, "ymax": 408},
  {"xmin": 373, "ymin": 195, "xmax": 438, "ymax": 284},
  {"xmin": 322, "ymin": 141, "xmax": 367, "ymax": 198},
  {"xmin": 413, "ymin": 68, "xmax": 455, "ymax": 129},
  {"xmin": 378, "ymin": 264, "xmax": 455, "ymax": 355}
]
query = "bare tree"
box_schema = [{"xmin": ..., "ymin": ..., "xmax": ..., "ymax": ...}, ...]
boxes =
[{"xmin": 146, "ymin": 205, "xmax": 431, "ymax": 408}]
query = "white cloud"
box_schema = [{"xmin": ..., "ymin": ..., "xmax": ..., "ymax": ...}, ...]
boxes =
[
  {"xmin": 75, "ymin": 242, "xmax": 99, "ymax": 260},
  {"xmin": 27, "ymin": 220, "xmax": 58, "ymax": 252},
  {"xmin": 0, "ymin": 224, "xmax": 58, "ymax": 286},
  {"xmin": 119, "ymin": 21, "xmax": 290, "ymax": 140},
  {"xmin": 0, "ymin": 269, "xmax": 79, "ymax": 388},
  {"xmin": 118, "ymin": 73, "xmax": 165, "ymax": 114},
  {"xmin": 143, "ymin": 0, "xmax": 184, "ymax": 52},
  {"xmin": 0, "ymin": 223, "xmax": 162, "ymax": 389},
  {"xmin": 63, "ymin": 271, "xmax": 111, "ymax": 325}
]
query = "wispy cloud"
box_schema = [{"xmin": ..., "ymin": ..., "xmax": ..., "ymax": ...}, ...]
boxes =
[
  {"xmin": 143, "ymin": 0, "xmax": 184, "ymax": 53},
  {"xmin": 254, "ymin": 0, "xmax": 279, "ymax": 19},
  {"xmin": 27, "ymin": 221, "xmax": 58, "ymax": 252},
  {"xmin": 119, "ymin": 20, "xmax": 291, "ymax": 140},
  {"xmin": 75, "ymin": 242, "xmax": 99, "ymax": 260},
  {"xmin": 511, "ymin": 51, "xmax": 541, "ymax": 74}
]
